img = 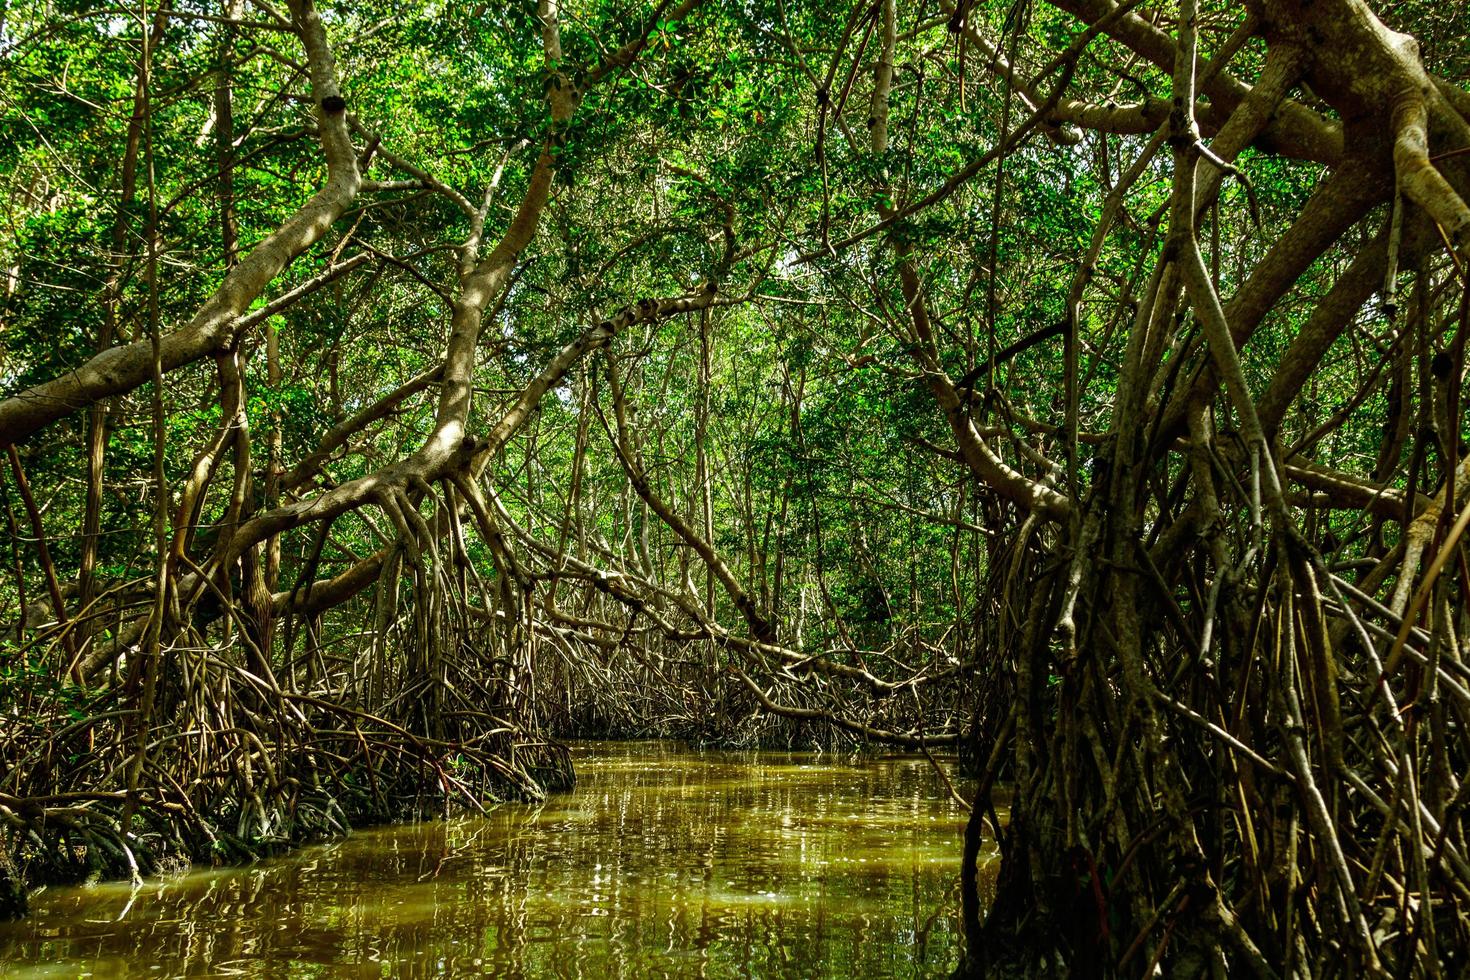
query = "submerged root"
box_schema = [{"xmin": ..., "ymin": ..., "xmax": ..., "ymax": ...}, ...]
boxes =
[{"xmin": 0, "ymin": 614, "xmax": 572, "ymax": 917}]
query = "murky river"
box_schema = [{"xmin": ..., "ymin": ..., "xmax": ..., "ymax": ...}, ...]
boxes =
[{"xmin": 0, "ymin": 741, "xmax": 978, "ymax": 978}]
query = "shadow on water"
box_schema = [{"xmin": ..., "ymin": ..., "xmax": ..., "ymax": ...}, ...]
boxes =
[{"xmin": 0, "ymin": 741, "xmax": 999, "ymax": 979}]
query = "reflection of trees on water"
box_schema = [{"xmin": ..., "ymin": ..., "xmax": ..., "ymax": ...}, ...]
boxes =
[{"xmin": 0, "ymin": 745, "xmax": 976, "ymax": 978}]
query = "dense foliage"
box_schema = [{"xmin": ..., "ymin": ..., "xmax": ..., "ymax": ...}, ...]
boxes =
[{"xmin": 3, "ymin": 0, "xmax": 1470, "ymax": 975}]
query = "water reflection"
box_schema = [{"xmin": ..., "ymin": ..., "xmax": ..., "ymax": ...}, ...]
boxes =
[{"xmin": 0, "ymin": 741, "xmax": 982, "ymax": 978}]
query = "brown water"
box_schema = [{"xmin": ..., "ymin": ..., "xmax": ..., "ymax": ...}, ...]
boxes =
[{"xmin": 0, "ymin": 741, "xmax": 983, "ymax": 978}]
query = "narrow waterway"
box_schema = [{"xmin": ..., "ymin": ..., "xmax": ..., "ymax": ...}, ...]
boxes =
[{"xmin": 0, "ymin": 742, "xmax": 985, "ymax": 978}]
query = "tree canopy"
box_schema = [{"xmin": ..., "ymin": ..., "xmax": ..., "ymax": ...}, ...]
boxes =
[{"xmin": 3, "ymin": 0, "xmax": 1470, "ymax": 974}]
